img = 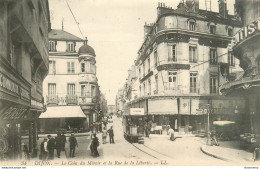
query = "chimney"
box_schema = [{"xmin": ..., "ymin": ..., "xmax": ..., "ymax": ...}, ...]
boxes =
[
  {"xmin": 144, "ymin": 23, "xmax": 153, "ymax": 37},
  {"xmin": 186, "ymin": 0, "xmax": 199, "ymax": 12},
  {"xmin": 84, "ymin": 37, "xmax": 88, "ymax": 45},
  {"xmin": 219, "ymin": 0, "xmax": 228, "ymax": 18}
]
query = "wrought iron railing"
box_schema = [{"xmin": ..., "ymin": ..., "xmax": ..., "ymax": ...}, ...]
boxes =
[
  {"xmin": 65, "ymin": 95, "xmax": 78, "ymax": 105},
  {"xmin": 46, "ymin": 95, "xmax": 59, "ymax": 105}
]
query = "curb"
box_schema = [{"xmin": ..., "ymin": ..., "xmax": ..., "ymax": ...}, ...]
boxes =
[{"xmin": 200, "ymin": 145, "xmax": 230, "ymax": 162}]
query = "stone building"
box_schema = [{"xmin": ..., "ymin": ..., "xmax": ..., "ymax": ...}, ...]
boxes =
[
  {"xmin": 124, "ymin": 0, "xmax": 245, "ymax": 134},
  {"xmin": 40, "ymin": 29, "xmax": 100, "ymax": 132},
  {"xmin": 0, "ymin": 0, "xmax": 50, "ymax": 160},
  {"xmin": 220, "ymin": 0, "xmax": 260, "ymax": 134}
]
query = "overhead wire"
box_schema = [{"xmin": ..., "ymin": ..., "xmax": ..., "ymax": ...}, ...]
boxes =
[{"xmin": 65, "ymin": 0, "xmax": 85, "ymax": 39}]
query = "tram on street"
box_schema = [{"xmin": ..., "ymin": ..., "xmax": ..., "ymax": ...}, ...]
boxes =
[{"xmin": 122, "ymin": 108, "xmax": 145, "ymax": 143}]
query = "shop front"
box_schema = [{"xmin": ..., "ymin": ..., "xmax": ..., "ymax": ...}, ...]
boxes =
[{"xmin": 39, "ymin": 106, "xmax": 87, "ymax": 133}]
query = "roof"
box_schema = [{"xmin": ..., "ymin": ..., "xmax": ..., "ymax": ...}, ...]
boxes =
[
  {"xmin": 39, "ymin": 106, "xmax": 86, "ymax": 118},
  {"xmin": 78, "ymin": 44, "xmax": 96, "ymax": 56},
  {"xmin": 48, "ymin": 29, "xmax": 84, "ymax": 41},
  {"xmin": 157, "ymin": 6, "xmax": 241, "ymax": 26}
]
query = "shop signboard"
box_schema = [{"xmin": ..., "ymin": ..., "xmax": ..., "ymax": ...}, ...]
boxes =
[{"xmin": 130, "ymin": 108, "xmax": 144, "ymax": 116}]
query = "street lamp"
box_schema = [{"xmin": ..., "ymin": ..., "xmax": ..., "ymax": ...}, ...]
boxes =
[{"xmin": 206, "ymin": 103, "xmax": 211, "ymax": 146}]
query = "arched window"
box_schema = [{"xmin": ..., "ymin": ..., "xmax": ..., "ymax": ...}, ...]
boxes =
[{"xmin": 187, "ymin": 19, "xmax": 196, "ymax": 31}]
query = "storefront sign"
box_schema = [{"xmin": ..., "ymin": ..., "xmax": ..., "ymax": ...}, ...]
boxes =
[
  {"xmin": 233, "ymin": 19, "xmax": 260, "ymax": 46},
  {"xmin": 130, "ymin": 108, "xmax": 144, "ymax": 115},
  {"xmin": 157, "ymin": 63, "xmax": 190, "ymax": 71},
  {"xmin": 0, "ymin": 72, "xmax": 19, "ymax": 95}
]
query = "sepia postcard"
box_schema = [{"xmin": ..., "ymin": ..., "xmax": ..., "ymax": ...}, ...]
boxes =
[{"xmin": 0, "ymin": 0, "xmax": 260, "ymax": 167}]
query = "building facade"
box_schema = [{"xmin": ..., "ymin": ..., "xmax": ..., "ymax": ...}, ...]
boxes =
[
  {"xmin": 0, "ymin": 0, "xmax": 50, "ymax": 160},
  {"xmin": 124, "ymin": 0, "xmax": 245, "ymax": 134},
  {"xmin": 40, "ymin": 29, "xmax": 100, "ymax": 132},
  {"xmin": 220, "ymin": 0, "xmax": 260, "ymax": 134}
]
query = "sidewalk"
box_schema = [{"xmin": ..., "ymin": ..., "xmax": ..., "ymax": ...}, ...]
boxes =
[{"xmin": 200, "ymin": 141, "xmax": 260, "ymax": 164}]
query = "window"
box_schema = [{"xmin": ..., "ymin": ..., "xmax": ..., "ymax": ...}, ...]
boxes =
[
  {"xmin": 210, "ymin": 49, "xmax": 217, "ymax": 65},
  {"xmin": 90, "ymin": 63, "xmax": 95, "ymax": 73},
  {"xmin": 49, "ymin": 41, "xmax": 56, "ymax": 51},
  {"xmin": 67, "ymin": 84, "xmax": 75, "ymax": 96},
  {"xmin": 143, "ymin": 83, "xmax": 146, "ymax": 95},
  {"xmin": 81, "ymin": 84, "xmax": 90, "ymax": 97},
  {"xmin": 168, "ymin": 71, "xmax": 177, "ymax": 90},
  {"xmin": 143, "ymin": 63, "xmax": 145, "ymax": 77},
  {"xmin": 48, "ymin": 83, "xmax": 56, "ymax": 96},
  {"xmin": 189, "ymin": 46, "xmax": 197, "ymax": 63},
  {"xmin": 67, "ymin": 62, "xmax": 75, "ymax": 74},
  {"xmin": 210, "ymin": 75, "xmax": 218, "ymax": 94},
  {"xmin": 49, "ymin": 60, "xmax": 56, "ymax": 74},
  {"xmin": 91, "ymin": 85, "xmax": 96, "ymax": 97},
  {"xmin": 210, "ymin": 25, "xmax": 216, "ymax": 34},
  {"xmin": 148, "ymin": 79, "xmax": 151, "ymax": 95},
  {"xmin": 228, "ymin": 28, "xmax": 233, "ymax": 37},
  {"xmin": 189, "ymin": 21, "xmax": 196, "ymax": 31},
  {"xmin": 81, "ymin": 63, "xmax": 85, "ymax": 72},
  {"xmin": 228, "ymin": 52, "xmax": 235, "ymax": 66},
  {"xmin": 190, "ymin": 73, "xmax": 197, "ymax": 93},
  {"xmin": 155, "ymin": 74, "xmax": 158, "ymax": 93},
  {"xmin": 168, "ymin": 44, "xmax": 176, "ymax": 62},
  {"xmin": 154, "ymin": 50, "xmax": 158, "ymax": 66},
  {"xmin": 67, "ymin": 42, "xmax": 74, "ymax": 52},
  {"xmin": 148, "ymin": 58, "xmax": 150, "ymax": 72}
]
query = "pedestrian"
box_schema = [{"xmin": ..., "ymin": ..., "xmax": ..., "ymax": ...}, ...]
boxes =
[
  {"xmin": 92, "ymin": 133, "xmax": 100, "ymax": 157},
  {"xmin": 107, "ymin": 126, "xmax": 115, "ymax": 144},
  {"xmin": 61, "ymin": 132, "xmax": 67, "ymax": 151},
  {"xmin": 90, "ymin": 130, "xmax": 96, "ymax": 155},
  {"xmin": 55, "ymin": 133, "xmax": 62, "ymax": 158},
  {"xmin": 168, "ymin": 127, "xmax": 175, "ymax": 141},
  {"xmin": 39, "ymin": 138, "xmax": 48, "ymax": 160},
  {"xmin": 69, "ymin": 133, "xmax": 78, "ymax": 158},
  {"xmin": 210, "ymin": 130, "xmax": 219, "ymax": 146},
  {"xmin": 102, "ymin": 127, "xmax": 107, "ymax": 144},
  {"xmin": 47, "ymin": 135, "xmax": 55, "ymax": 160}
]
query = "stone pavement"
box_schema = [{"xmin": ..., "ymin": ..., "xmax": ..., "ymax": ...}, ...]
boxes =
[{"xmin": 200, "ymin": 141, "xmax": 260, "ymax": 165}]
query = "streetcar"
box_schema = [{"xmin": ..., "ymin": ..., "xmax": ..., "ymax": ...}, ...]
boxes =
[{"xmin": 122, "ymin": 108, "xmax": 145, "ymax": 143}]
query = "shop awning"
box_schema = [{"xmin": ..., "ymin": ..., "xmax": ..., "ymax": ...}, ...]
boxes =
[
  {"xmin": 148, "ymin": 99, "xmax": 178, "ymax": 115},
  {"xmin": 39, "ymin": 106, "xmax": 86, "ymax": 119}
]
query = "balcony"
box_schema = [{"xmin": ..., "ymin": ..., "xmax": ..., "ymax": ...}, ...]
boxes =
[
  {"xmin": 168, "ymin": 58, "xmax": 177, "ymax": 62},
  {"xmin": 79, "ymin": 96, "xmax": 93, "ymax": 105},
  {"xmin": 164, "ymin": 83, "xmax": 178, "ymax": 91},
  {"xmin": 46, "ymin": 95, "xmax": 59, "ymax": 105},
  {"xmin": 65, "ymin": 95, "xmax": 78, "ymax": 105},
  {"xmin": 190, "ymin": 87, "xmax": 200, "ymax": 94}
]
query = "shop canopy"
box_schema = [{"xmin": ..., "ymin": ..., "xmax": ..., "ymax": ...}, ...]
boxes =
[
  {"xmin": 213, "ymin": 121, "xmax": 235, "ymax": 126},
  {"xmin": 39, "ymin": 106, "xmax": 86, "ymax": 119}
]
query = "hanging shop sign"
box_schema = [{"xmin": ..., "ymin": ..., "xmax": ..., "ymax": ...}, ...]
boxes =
[
  {"xmin": 31, "ymin": 99, "xmax": 44, "ymax": 108},
  {"xmin": 130, "ymin": 108, "xmax": 144, "ymax": 116},
  {"xmin": 157, "ymin": 63, "xmax": 190, "ymax": 71},
  {"xmin": 233, "ymin": 19, "xmax": 260, "ymax": 47}
]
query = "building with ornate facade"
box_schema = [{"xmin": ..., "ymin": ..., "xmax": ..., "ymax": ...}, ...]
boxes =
[
  {"xmin": 40, "ymin": 29, "xmax": 101, "ymax": 132},
  {"xmin": 124, "ymin": 0, "xmax": 245, "ymax": 134},
  {"xmin": 220, "ymin": 0, "xmax": 260, "ymax": 134},
  {"xmin": 0, "ymin": 0, "xmax": 50, "ymax": 160}
]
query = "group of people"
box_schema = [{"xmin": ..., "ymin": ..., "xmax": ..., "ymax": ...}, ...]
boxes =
[
  {"xmin": 102, "ymin": 126, "xmax": 115, "ymax": 144},
  {"xmin": 40, "ymin": 132, "xmax": 78, "ymax": 160}
]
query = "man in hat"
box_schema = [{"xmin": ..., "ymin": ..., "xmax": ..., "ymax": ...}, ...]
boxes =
[
  {"xmin": 47, "ymin": 135, "xmax": 55, "ymax": 160},
  {"xmin": 69, "ymin": 133, "xmax": 78, "ymax": 157}
]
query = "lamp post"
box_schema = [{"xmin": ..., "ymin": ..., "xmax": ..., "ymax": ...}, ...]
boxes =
[{"xmin": 206, "ymin": 103, "xmax": 211, "ymax": 146}]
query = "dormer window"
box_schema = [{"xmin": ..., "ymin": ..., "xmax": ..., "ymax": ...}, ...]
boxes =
[
  {"xmin": 49, "ymin": 41, "xmax": 56, "ymax": 52},
  {"xmin": 228, "ymin": 28, "xmax": 233, "ymax": 37},
  {"xmin": 188, "ymin": 19, "xmax": 196, "ymax": 31},
  {"xmin": 67, "ymin": 42, "xmax": 75, "ymax": 52},
  {"xmin": 210, "ymin": 25, "xmax": 216, "ymax": 34}
]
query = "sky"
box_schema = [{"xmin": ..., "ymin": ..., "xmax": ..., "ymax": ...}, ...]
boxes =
[{"xmin": 49, "ymin": 0, "xmax": 235, "ymax": 105}]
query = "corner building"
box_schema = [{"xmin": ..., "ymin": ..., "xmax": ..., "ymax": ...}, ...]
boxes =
[
  {"xmin": 0, "ymin": 0, "xmax": 50, "ymax": 160},
  {"xmin": 220, "ymin": 0, "xmax": 260, "ymax": 134},
  {"xmin": 40, "ymin": 29, "xmax": 100, "ymax": 133},
  {"xmin": 125, "ymin": 1, "xmax": 245, "ymax": 134}
]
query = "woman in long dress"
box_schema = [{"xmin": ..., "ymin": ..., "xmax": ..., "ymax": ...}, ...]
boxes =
[{"xmin": 168, "ymin": 127, "xmax": 175, "ymax": 141}]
